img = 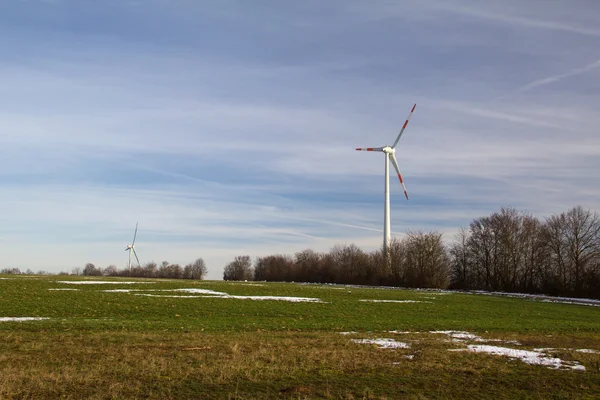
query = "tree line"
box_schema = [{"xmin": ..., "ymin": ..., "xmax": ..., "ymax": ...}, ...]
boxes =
[
  {"xmin": 77, "ymin": 258, "xmax": 208, "ymax": 280},
  {"xmin": 223, "ymin": 206, "xmax": 600, "ymax": 299},
  {"xmin": 2, "ymin": 258, "xmax": 209, "ymax": 280}
]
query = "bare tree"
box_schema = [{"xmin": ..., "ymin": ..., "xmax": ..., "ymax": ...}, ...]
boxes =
[
  {"xmin": 254, "ymin": 255, "xmax": 294, "ymax": 281},
  {"xmin": 449, "ymin": 227, "xmax": 472, "ymax": 289},
  {"xmin": 223, "ymin": 255, "xmax": 253, "ymax": 281},
  {"xmin": 83, "ymin": 263, "xmax": 102, "ymax": 276},
  {"xmin": 543, "ymin": 206, "xmax": 600, "ymax": 296},
  {"xmin": 403, "ymin": 231, "xmax": 449, "ymax": 288},
  {"xmin": 185, "ymin": 258, "xmax": 208, "ymax": 280},
  {"xmin": 103, "ymin": 265, "xmax": 119, "ymax": 277}
]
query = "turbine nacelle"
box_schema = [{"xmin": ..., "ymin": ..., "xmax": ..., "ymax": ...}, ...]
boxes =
[{"xmin": 382, "ymin": 146, "xmax": 394, "ymax": 154}]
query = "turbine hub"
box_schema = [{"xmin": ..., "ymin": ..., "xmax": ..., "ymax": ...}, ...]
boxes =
[{"xmin": 382, "ymin": 146, "xmax": 394, "ymax": 154}]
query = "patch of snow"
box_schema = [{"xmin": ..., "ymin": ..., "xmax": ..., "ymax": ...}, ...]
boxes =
[
  {"xmin": 203, "ymin": 294, "xmax": 324, "ymax": 302},
  {"xmin": 359, "ymin": 299, "xmax": 431, "ymax": 303},
  {"xmin": 352, "ymin": 338, "xmax": 410, "ymax": 349},
  {"xmin": 388, "ymin": 331, "xmax": 414, "ymax": 334},
  {"xmin": 224, "ymin": 283, "xmax": 265, "ymax": 286},
  {"xmin": 468, "ymin": 290, "xmax": 600, "ymax": 307},
  {"xmin": 541, "ymin": 299, "xmax": 600, "ymax": 307},
  {"xmin": 339, "ymin": 331, "xmax": 358, "ymax": 335},
  {"xmin": 576, "ymin": 349, "xmax": 600, "ymax": 354},
  {"xmin": 56, "ymin": 281, "xmax": 153, "ymax": 285},
  {"xmin": 135, "ymin": 294, "xmax": 202, "ymax": 298},
  {"xmin": 455, "ymin": 344, "xmax": 585, "ymax": 371},
  {"xmin": 48, "ymin": 288, "xmax": 79, "ymax": 291},
  {"xmin": 103, "ymin": 287, "xmax": 324, "ymax": 303},
  {"xmin": 0, "ymin": 317, "xmax": 49, "ymax": 322},
  {"xmin": 403, "ymin": 354, "xmax": 415, "ymax": 360},
  {"xmin": 431, "ymin": 330, "xmax": 481, "ymax": 341},
  {"xmin": 431, "ymin": 331, "xmax": 521, "ymax": 345},
  {"xmin": 172, "ymin": 288, "xmax": 227, "ymax": 296},
  {"xmin": 135, "ymin": 292, "xmax": 324, "ymax": 303}
]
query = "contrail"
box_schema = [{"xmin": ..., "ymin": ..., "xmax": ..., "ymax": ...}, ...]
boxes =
[
  {"xmin": 497, "ymin": 59, "xmax": 600, "ymax": 100},
  {"xmin": 283, "ymin": 216, "xmax": 404, "ymax": 236}
]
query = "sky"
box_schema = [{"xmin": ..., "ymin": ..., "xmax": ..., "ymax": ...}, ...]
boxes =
[{"xmin": 1, "ymin": 0, "xmax": 599, "ymax": 279}]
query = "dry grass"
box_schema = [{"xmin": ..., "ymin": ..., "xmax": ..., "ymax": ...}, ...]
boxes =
[{"xmin": 1, "ymin": 330, "xmax": 599, "ymax": 399}]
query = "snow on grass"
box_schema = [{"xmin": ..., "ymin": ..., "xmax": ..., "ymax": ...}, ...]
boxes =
[
  {"xmin": 135, "ymin": 294, "xmax": 204, "ymax": 298},
  {"xmin": 133, "ymin": 291, "xmax": 324, "ymax": 303},
  {"xmin": 541, "ymin": 299, "xmax": 600, "ymax": 307},
  {"xmin": 576, "ymin": 349, "xmax": 600, "ymax": 354},
  {"xmin": 172, "ymin": 288, "xmax": 227, "ymax": 295},
  {"xmin": 352, "ymin": 338, "xmax": 410, "ymax": 349},
  {"xmin": 431, "ymin": 331, "xmax": 521, "ymax": 345},
  {"xmin": 452, "ymin": 344, "xmax": 585, "ymax": 371},
  {"xmin": 223, "ymin": 283, "xmax": 266, "ymax": 286},
  {"xmin": 534, "ymin": 348, "xmax": 600, "ymax": 355},
  {"xmin": 0, "ymin": 317, "xmax": 49, "ymax": 322},
  {"xmin": 48, "ymin": 288, "xmax": 80, "ymax": 291},
  {"xmin": 468, "ymin": 290, "xmax": 600, "ymax": 307},
  {"xmin": 339, "ymin": 332, "xmax": 359, "ymax": 335},
  {"xmin": 202, "ymin": 294, "xmax": 324, "ymax": 302},
  {"xmin": 431, "ymin": 331, "xmax": 481, "ymax": 341},
  {"xmin": 359, "ymin": 299, "xmax": 432, "ymax": 304},
  {"xmin": 56, "ymin": 281, "xmax": 154, "ymax": 285},
  {"xmin": 102, "ymin": 287, "xmax": 324, "ymax": 302}
]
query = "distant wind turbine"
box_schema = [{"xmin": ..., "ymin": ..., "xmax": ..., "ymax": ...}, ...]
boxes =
[
  {"xmin": 125, "ymin": 222, "xmax": 141, "ymax": 272},
  {"xmin": 355, "ymin": 104, "xmax": 416, "ymax": 255}
]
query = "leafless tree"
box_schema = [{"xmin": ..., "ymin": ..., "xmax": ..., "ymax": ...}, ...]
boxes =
[
  {"xmin": 254, "ymin": 254, "xmax": 294, "ymax": 281},
  {"xmin": 103, "ymin": 265, "xmax": 119, "ymax": 276},
  {"xmin": 403, "ymin": 231, "xmax": 449, "ymax": 288},
  {"xmin": 223, "ymin": 255, "xmax": 253, "ymax": 281},
  {"xmin": 543, "ymin": 206, "xmax": 600, "ymax": 296},
  {"xmin": 449, "ymin": 227, "xmax": 472, "ymax": 289},
  {"xmin": 184, "ymin": 258, "xmax": 208, "ymax": 280},
  {"xmin": 83, "ymin": 263, "xmax": 102, "ymax": 276}
]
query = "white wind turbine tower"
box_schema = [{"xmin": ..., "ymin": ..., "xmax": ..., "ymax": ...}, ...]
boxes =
[
  {"xmin": 125, "ymin": 222, "xmax": 141, "ymax": 272},
  {"xmin": 355, "ymin": 104, "xmax": 416, "ymax": 256}
]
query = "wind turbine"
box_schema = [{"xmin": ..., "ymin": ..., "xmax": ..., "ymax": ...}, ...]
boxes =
[
  {"xmin": 355, "ymin": 104, "xmax": 416, "ymax": 256},
  {"xmin": 125, "ymin": 222, "xmax": 141, "ymax": 272}
]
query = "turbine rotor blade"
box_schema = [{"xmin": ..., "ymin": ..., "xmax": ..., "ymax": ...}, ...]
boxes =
[
  {"xmin": 133, "ymin": 248, "xmax": 141, "ymax": 268},
  {"xmin": 390, "ymin": 153, "xmax": 409, "ymax": 200},
  {"xmin": 392, "ymin": 103, "xmax": 416, "ymax": 148},
  {"xmin": 355, "ymin": 147, "xmax": 384, "ymax": 152},
  {"xmin": 132, "ymin": 222, "xmax": 138, "ymax": 246}
]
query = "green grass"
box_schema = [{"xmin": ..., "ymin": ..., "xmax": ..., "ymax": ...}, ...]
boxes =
[{"xmin": 1, "ymin": 275, "xmax": 600, "ymax": 399}]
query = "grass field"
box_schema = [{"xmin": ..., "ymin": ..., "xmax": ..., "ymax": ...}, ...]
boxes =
[{"xmin": 1, "ymin": 275, "xmax": 600, "ymax": 399}]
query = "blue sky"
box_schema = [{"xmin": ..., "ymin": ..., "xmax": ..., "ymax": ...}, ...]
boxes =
[{"xmin": 1, "ymin": 0, "xmax": 599, "ymax": 279}]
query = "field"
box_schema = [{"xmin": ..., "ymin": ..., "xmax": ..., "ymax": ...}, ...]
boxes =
[{"xmin": 1, "ymin": 275, "xmax": 600, "ymax": 399}]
